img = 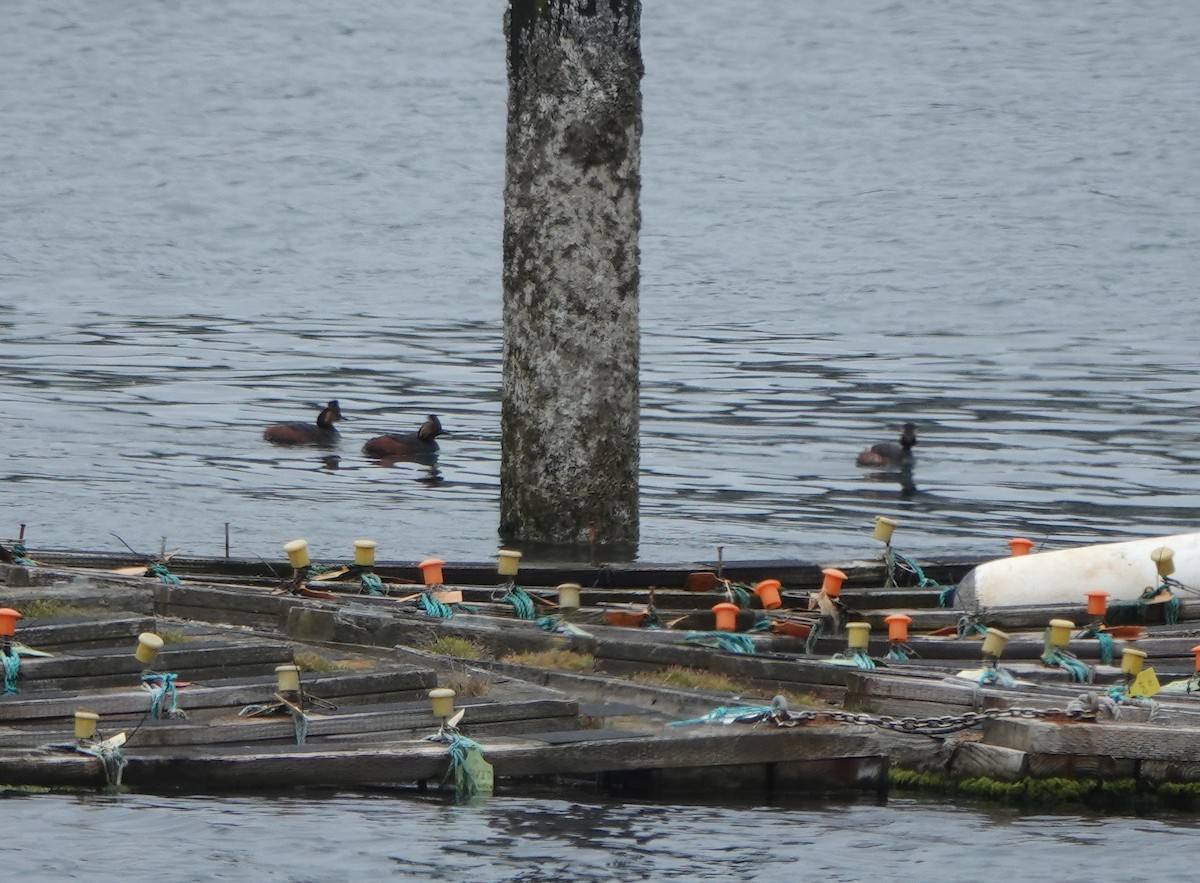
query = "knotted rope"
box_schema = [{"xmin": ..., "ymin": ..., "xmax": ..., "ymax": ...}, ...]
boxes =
[
  {"xmin": 681, "ymin": 631, "xmax": 756, "ymax": 655},
  {"xmin": 141, "ymin": 672, "xmax": 182, "ymax": 720},
  {"xmin": 978, "ymin": 666, "xmax": 1016, "ymax": 687},
  {"xmin": 956, "ymin": 615, "xmax": 988, "ymax": 639},
  {"xmin": 10, "ymin": 541, "xmax": 36, "ymax": 566},
  {"xmin": 499, "ymin": 586, "xmax": 536, "ymax": 620},
  {"xmin": 445, "ymin": 733, "xmax": 486, "ymax": 799},
  {"xmin": 1041, "ymin": 628, "xmax": 1092, "ymax": 683},
  {"xmin": 832, "ymin": 648, "xmax": 876, "ymax": 670},
  {"xmin": 147, "ymin": 563, "xmax": 180, "ymax": 585},
  {"xmin": 418, "ymin": 592, "xmax": 455, "ymax": 619},
  {"xmin": 76, "ymin": 740, "xmax": 128, "ymax": 788},
  {"xmin": 2, "ymin": 649, "xmax": 19, "ymax": 694},
  {"xmin": 358, "ymin": 571, "xmax": 385, "ymax": 595}
]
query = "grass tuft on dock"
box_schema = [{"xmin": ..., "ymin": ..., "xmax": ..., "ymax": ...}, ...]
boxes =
[
  {"xmin": 423, "ymin": 636, "xmax": 486, "ymax": 660},
  {"xmin": 501, "ymin": 649, "xmax": 596, "ymax": 672},
  {"xmin": 15, "ymin": 600, "xmax": 82, "ymax": 619}
]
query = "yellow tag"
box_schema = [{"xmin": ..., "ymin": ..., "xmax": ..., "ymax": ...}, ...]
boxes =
[
  {"xmin": 1129, "ymin": 667, "xmax": 1161, "ymax": 698},
  {"xmin": 463, "ymin": 747, "xmax": 494, "ymax": 794}
]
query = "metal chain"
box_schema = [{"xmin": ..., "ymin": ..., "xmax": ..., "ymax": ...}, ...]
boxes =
[{"xmin": 763, "ymin": 705, "xmax": 1086, "ymax": 736}]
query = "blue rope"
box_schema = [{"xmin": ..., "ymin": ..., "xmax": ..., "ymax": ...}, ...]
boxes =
[
  {"xmin": 833, "ymin": 648, "xmax": 876, "ymax": 670},
  {"xmin": 668, "ymin": 705, "xmax": 776, "ymax": 727},
  {"xmin": 682, "ymin": 631, "xmax": 756, "ymax": 655},
  {"xmin": 76, "ymin": 741, "xmax": 127, "ymax": 788},
  {"xmin": 804, "ymin": 617, "xmax": 824, "ymax": 655},
  {"xmin": 359, "ymin": 572, "xmax": 385, "ymax": 595},
  {"xmin": 10, "ymin": 542, "xmax": 36, "ymax": 566},
  {"xmin": 147, "ymin": 564, "xmax": 180, "ymax": 585},
  {"xmin": 2, "ymin": 650, "xmax": 19, "ymax": 694},
  {"xmin": 1107, "ymin": 583, "xmax": 1181, "ymax": 626},
  {"xmin": 1160, "ymin": 586, "xmax": 1181, "ymax": 625},
  {"xmin": 884, "ymin": 644, "xmax": 910, "ymax": 662},
  {"xmin": 446, "ymin": 733, "xmax": 485, "ymax": 799},
  {"xmin": 1041, "ymin": 628, "xmax": 1092, "ymax": 683},
  {"xmin": 956, "ymin": 615, "xmax": 988, "ymax": 639},
  {"xmin": 292, "ymin": 709, "xmax": 309, "ymax": 745},
  {"xmin": 978, "ymin": 666, "xmax": 1016, "ymax": 687},
  {"xmin": 501, "ymin": 586, "xmax": 536, "ymax": 620},
  {"xmin": 1092, "ymin": 630, "xmax": 1115, "ymax": 665},
  {"xmin": 307, "ymin": 563, "xmax": 343, "ymax": 576},
  {"xmin": 938, "ymin": 584, "xmax": 956, "ymax": 607},
  {"xmin": 142, "ymin": 673, "xmax": 179, "ymax": 719},
  {"xmin": 418, "ymin": 592, "xmax": 454, "ymax": 619}
]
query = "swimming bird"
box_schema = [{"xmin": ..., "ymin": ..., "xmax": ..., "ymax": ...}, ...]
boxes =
[
  {"xmin": 855, "ymin": 422, "xmax": 917, "ymax": 467},
  {"xmin": 263, "ymin": 400, "xmax": 344, "ymax": 446},
  {"xmin": 363, "ymin": 414, "xmax": 446, "ymax": 459}
]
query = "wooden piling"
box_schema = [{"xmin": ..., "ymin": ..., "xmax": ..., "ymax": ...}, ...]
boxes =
[{"xmin": 500, "ymin": 0, "xmax": 643, "ymax": 547}]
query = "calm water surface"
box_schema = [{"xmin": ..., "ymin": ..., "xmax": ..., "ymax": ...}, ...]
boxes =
[
  {"xmin": 2, "ymin": 0, "xmax": 1199, "ymax": 867},
  {"xmin": 2, "ymin": 790, "xmax": 1197, "ymax": 882}
]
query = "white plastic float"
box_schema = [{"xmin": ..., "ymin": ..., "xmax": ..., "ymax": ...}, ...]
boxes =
[{"xmin": 956, "ymin": 531, "xmax": 1200, "ymax": 612}]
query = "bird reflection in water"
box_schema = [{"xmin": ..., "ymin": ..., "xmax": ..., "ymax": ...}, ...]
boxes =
[
  {"xmin": 863, "ymin": 463, "xmax": 917, "ymax": 499},
  {"xmin": 319, "ymin": 454, "xmax": 341, "ymax": 471},
  {"xmin": 366, "ymin": 451, "xmax": 444, "ymax": 485}
]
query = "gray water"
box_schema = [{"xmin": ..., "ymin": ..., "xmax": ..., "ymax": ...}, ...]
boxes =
[
  {"xmin": 1, "ymin": 790, "xmax": 1196, "ymax": 882},
  {"xmin": 2, "ymin": 0, "xmax": 1199, "ymax": 868}
]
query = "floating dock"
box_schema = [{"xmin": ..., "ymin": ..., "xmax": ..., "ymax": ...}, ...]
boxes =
[{"xmin": 3, "ymin": 535, "xmax": 1200, "ymax": 806}]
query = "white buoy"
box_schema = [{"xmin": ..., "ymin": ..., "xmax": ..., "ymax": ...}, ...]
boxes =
[{"xmin": 957, "ymin": 532, "xmax": 1200, "ymax": 612}]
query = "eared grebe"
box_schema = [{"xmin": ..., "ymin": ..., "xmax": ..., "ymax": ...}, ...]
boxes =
[
  {"xmin": 263, "ymin": 400, "xmax": 343, "ymax": 446},
  {"xmin": 363, "ymin": 414, "xmax": 446, "ymax": 459},
  {"xmin": 855, "ymin": 422, "xmax": 917, "ymax": 467}
]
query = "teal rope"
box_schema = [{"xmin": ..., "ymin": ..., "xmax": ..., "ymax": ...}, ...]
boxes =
[
  {"xmin": 978, "ymin": 666, "xmax": 1016, "ymax": 687},
  {"xmin": 886, "ymin": 549, "xmax": 950, "ymax": 604},
  {"xmin": 10, "ymin": 542, "xmax": 36, "ymax": 567},
  {"xmin": 1041, "ymin": 629, "xmax": 1091, "ymax": 683},
  {"xmin": 1108, "ymin": 583, "xmax": 1181, "ymax": 625},
  {"xmin": 747, "ymin": 617, "xmax": 773, "ymax": 633},
  {"xmin": 682, "ymin": 631, "xmax": 756, "ymax": 655},
  {"xmin": 956, "ymin": 615, "xmax": 988, "ymax": 639},
  {"xmin": 292, "ymin": 709, "xmax": 309, "ymax": 745},
  {"xmin": 307, "ymin": 563, "xmax": 343, "ymax": 576},
  {"xmin": 668, "ymin": 705, "xmax": 776, "ymax": 726},
  {"xmin": 446, "ymin": 733, "xmax": 485, "ymax": 799},
  {"xmin": 141, "ymin": 673, "xmax": 179, "ymax": 719},
  {"xmin": 418, "ymin": 592, "xmax": 454, "ymax": 619},
  {"xmin": 2, "ymin": 650, "xmax": 19, "ymax": 694},
  {"xmin": 884, "ymin": 644, "xmax": 910, "ymax": 662},
  {"xmin": 76, "ymin": 741, "xmax": 127, "ymax": 788},
  {"xmin": 359, "ymin": 572, "xmax": 385, "ymax": 595},
  {"xmin": 833, "ymin": 648, "xmax": 876, "ymax": 670},
  {"xmin": 731, "ymin": 584, "xmax": 754, "ymax": 609},
  {"xmin": 147, "ymin": 564, "xmax": 180, "ymax": 585},
  {"xmin": 804, "ymin": 617, "xmax": 824, "ymax": 655},
  {"xmin": 501, "ymin": 586, "xmax": 536, "ymax": 620},
  {"xmin": 1078, "ymin": 627, "xmax": 1115, "ymax": 666},
  {"xmin": 1162, "ymin": 590, "xmax": 1181, "ymax": 625}
]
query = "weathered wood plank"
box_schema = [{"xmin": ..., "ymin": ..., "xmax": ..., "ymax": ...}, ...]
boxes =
[
  {"xmin": 0, "ymin": 669, "xmax": 438, "ymax": 722},
  {"xmin": 948, "ymin": 742, "xmax": 1028, "ymax": 782},
  {"xmin": 10, "ymin": 616, "xmax": 157, "ymax": 650},
  {"xmin": 983, "ymin": 718, "xmax": 1200, "ymax": 760},
  {"xmin": 115, "ymin": 724, "xmax": 903, "ymax": 791},
  {"xmin": 0, "ymin": 698, "xmax": 580, "ymax": 749}
]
